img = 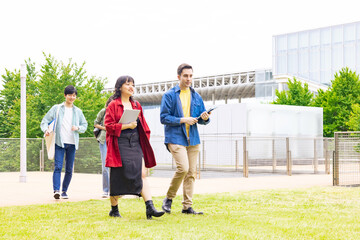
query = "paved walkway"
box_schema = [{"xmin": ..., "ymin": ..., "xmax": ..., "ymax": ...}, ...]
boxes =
[{"xmin": 0, "ymin": 171, "xmax": 333, "ymax": 207}]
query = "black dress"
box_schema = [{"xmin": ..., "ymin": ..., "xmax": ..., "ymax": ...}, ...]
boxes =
[{"xmin": 110, "ymin": 125, "xmax": 143, "ymax": 197}]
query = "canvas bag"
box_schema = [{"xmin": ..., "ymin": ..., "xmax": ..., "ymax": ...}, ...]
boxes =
[{"xmin": 44, "ymin": 104, "xmax": 61, "ymax": 160}]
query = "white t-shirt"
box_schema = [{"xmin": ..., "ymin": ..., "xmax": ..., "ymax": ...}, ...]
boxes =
[{"xmin": 61, "ymin": 106, "xmax": 75, "ymax": 145}]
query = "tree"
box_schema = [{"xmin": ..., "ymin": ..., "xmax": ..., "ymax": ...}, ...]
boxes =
[
  {"xmin": 272, "ymin": 77, "xmax": 313, "ymax": 106},
  {"xmin": 0, "ymin": 53, "xmax": 109, "ymax": 138},
  {"xmin": 347, "ymin": 103, "xmax": 360, "ymax": 131},
  {"xmin": 313, "ymin": 68, "xmax": 360, "ymax": 137}
]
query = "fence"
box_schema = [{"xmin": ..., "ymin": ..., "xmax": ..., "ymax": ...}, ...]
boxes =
[
  {"xmin": 152, "ymin": 135, "xmax": 333, "ymax": 176},
  {"xmin": 0, "ymin": 136, "xmax": 334, "ymax": 177},
  {"xmin": 0, "ymin": 138, "xmax": 102, "ymax": 173},
  {"xmin": 334, "ymin": 132, "xmax": 360, "ymax": 186}
]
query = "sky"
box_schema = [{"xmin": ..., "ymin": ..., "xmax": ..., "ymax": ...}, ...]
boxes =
[{"xmin": 0, "ymin": 0, "xmax": 359, "ymax": 88}]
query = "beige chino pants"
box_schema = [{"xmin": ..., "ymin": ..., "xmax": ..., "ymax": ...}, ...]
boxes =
[{"xmin": 166, "ymin": 143, "xmax": 200, "ymax": 210}]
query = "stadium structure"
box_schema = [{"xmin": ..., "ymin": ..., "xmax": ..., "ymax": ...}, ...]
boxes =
[{"xmin": 103, "ymin": 21, "xmax": 360, "ymax": 106}]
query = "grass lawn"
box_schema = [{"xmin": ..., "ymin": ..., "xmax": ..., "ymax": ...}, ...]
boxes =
[{"xmin": 1, "ymin": 186, "xmax": 360, "ymax": 239}]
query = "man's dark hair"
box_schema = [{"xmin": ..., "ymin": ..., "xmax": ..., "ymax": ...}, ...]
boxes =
[
  {"xmin": 177, "ymin": 63, "xmax": 193, "ymax": 76},
  {"xmin": 64, "ymin": 85, "xmax": 77, "ymax": 96}
]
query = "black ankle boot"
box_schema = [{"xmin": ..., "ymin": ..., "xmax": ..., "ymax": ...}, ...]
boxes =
[
  {"xmin": 145, "ymin": 200, "xmax": 165, "ymax": 219},
  {"xmin": 109, "ymin": 205, "xmax": 121, "ymax": 217}
]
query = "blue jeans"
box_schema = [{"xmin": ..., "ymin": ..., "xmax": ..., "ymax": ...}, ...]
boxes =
[
  {"xmin": 99, "ymin": 140, "xmax": 110, "ymax": 193},
  {"xmin": 53, "ymin": 144, "xmax": 76, "ymax": 192}
]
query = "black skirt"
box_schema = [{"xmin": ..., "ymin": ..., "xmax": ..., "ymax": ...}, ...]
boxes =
[{"xmin": 110, "ymin": 127, "xmax": 143, "ymax": 196}]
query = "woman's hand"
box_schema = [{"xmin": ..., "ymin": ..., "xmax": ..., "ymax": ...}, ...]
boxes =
[{"xmin": 127, "ymin": 121, "xmax": 137, "ymax": 129}]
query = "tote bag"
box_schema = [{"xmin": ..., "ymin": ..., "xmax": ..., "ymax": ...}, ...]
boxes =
[{"xmin": 44, "ymin": 104, "xmax": 61, "ymax": 160}]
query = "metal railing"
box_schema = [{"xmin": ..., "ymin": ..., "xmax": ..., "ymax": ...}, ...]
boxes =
[
  {"xmin": 334, "ymin": 132, "xmax": 360, "ymax": 186},
  {"xmin": 151, "ymin": 135, "xmax": 333, "ymax": 177},
  {"xmin": 0, "ymin": 136, "xmax": 334, "ymax": 177}
]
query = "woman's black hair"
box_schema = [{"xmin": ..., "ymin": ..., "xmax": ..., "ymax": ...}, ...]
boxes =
[{"xmin": 109, "ymin": 75, "xmax": 135, "ymax": 101}]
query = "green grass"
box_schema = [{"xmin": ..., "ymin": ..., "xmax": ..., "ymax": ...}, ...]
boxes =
[{"xmin": 1, "ymin": 187, "xmax": 360, "ymax": 239}]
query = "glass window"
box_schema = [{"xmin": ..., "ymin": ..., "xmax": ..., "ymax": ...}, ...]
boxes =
[
  {"xmin": 255, "ymin": 71, "xmax": 265, "ymax": 82},
  {"xmin": 310, "ymin": 46, "xmax": 320, "ymax": 72},
  {"xmin": 276, "ymin": 54, "xmax": 287, "ymax": 74},
  {"xmin": 332, "ymin": 25, "xmax": 343, "ymax": 43},
  {"xmin": 299, "ymin": 32, "xmax": 309, "ymax": 48},
  {"xmin": 310, "ymin": 30, "xmax": 320, "ymax": 46},
  {"xmin": 310, "ymin": 71, "xmax": 320, "ymax": 83},
  {"xmin": 299, "ymin": 48, "xmax": 309, "ymax": 77},
  {"xmin": 265, "ymin": 71, "xmax": 272, "ymax": 81},
  {"xmin": 320, "ymin": 70, "xmax": 332, "ymax": 85},
  {"xmin": 255, "ymin": 84, "xmax": 265, "ymax": 98},
  {"xmin": 272, "ymin": 37, "xmax": 276, "ymax": 56},
  {"xmin": 344, "ymin": 43, "xmax": 356, "ymax": 70},
  {"xmin": 344, "ymin": 24, "xmax": 355, "ymax": 42},
  {"xmin": 287, "ymin": 50, "xmax": 298, "ymax": 74},
  {"xmin": 288, "ymin": 33, "xmax": 298, "ymax": 50},
  {"xmin": 321, "ymin": 28, "xmax": 331, "ymax": 45},
  {"xmin": 357, "ymin": 41, "xmax": 360, "ymax": 70},
  {"xmin": 357, "ymin": 23, "xmax": 360, "ymax": 40},
  {"xmin": 265, "ymin": 84, "xmax": 273, "ymax": 97},
  {"xmin": 332, "ymin": 43, "xmax": 343, "ymax": 73},
  {"xmin": 320, "ymin": 45, "xmax": 331, "ymax": 70},
  {"xmin": 276, "ymin": 35, "xmax": 287, "ymax": 52}
]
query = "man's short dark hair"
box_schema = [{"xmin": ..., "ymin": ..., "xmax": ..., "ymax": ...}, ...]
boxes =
[
  {"xmin": 64, "ymin": 85, "xmax": 77, "ymax": 96},
  {"xmin": 177, "ymin": 63, "xmax": 193, "ymax": 76}
]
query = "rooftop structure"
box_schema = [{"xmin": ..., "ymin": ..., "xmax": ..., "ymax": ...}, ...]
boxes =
[{"xmin": 104, "ymin": 21, "xmax": 360, "ymax": 105}]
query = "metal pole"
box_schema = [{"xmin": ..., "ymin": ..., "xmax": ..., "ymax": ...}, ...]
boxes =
[
  {"xmin": 286, "ymin": 137, "xmax": 291, "ymax": 176},
  {"xmin": 202, "ymin": 140, "xmax": 205, "ymax": 169},
  {"xmin": 41, "ymin": 138, "xmax": 45, "ymax": 171},
  {"xmin": 324, "ymin": 138, "xmax": 330, "ymax": 174},
  {"xmin": 272, "ymin": 139, "xmax": 276, "ymax": 172},
  {"xmin": 20, "ymin": 64, "xmax": 27, "ymax": 183},
  {"xmin": 243, "ymin": 136, "xmax": 248, "ymax": 178},
  {"xmin": 197, "ymin": 151, "xmax": 201, "ymax": 179},
  {"xmin": 235, "ymin": 140, "xmax": 239, "ymax": 171},
  {"xmin": 314, "ymin": 139, "xmax": 318, "ymax": 174},
  {"xmin": 334, "ymin": 133, "xmax": 339, "ymax": 186}
]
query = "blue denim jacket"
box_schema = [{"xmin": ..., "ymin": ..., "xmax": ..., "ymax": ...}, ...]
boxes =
[
  {"xmin": 40, "ymin": 103, "xmax": 88, "ymax": 150},
  {"xmin": 160, "ymin": 85, "xmax": 209, "ymax": 146}
]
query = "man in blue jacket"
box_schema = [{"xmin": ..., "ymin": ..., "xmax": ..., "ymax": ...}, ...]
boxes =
[{"xmin": 160, "ymin": 63, "xmax": 210, "ymax": 215}]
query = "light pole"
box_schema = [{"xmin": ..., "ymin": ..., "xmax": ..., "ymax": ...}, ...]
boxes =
[{"xmin": 20, "ymin": 64, "xmax": 27, "ymax": 183}]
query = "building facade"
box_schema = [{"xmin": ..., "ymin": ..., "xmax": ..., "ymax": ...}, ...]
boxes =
[{"xmin": 273, "ymin": 21, "xmax": 360, "ymax": 86}]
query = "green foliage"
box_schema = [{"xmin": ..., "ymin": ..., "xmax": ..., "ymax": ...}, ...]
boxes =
[
  {"xmin": 0, "ymin": 53, "xmax": 110, "ymax": 138},
  {"xmin": 347, "ymin": 103, "xmax": 360, "ymax": 131},
  {"xmin": 273, "ymin": 77, "xmax": 313, "ymax": 106},
  {"xmin": 313, "ymin": 68, "xmax": 360, "ymax": 137},
  {"xmin": 1, "ymin": 187, "xmax": 360, "ymax": 239}
]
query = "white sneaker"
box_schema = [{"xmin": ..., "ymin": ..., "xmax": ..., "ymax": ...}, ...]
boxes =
[
  {"xmin": 102, "ymin": 192, "xmax": 109, "ymax": 198},
  {"xmin": 53, "ymin": 191, "xmax": 60, "ymax": 199},
  {"xmin": 61, "ymin": 192, "xmax": 69, "ymax": 199}
]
